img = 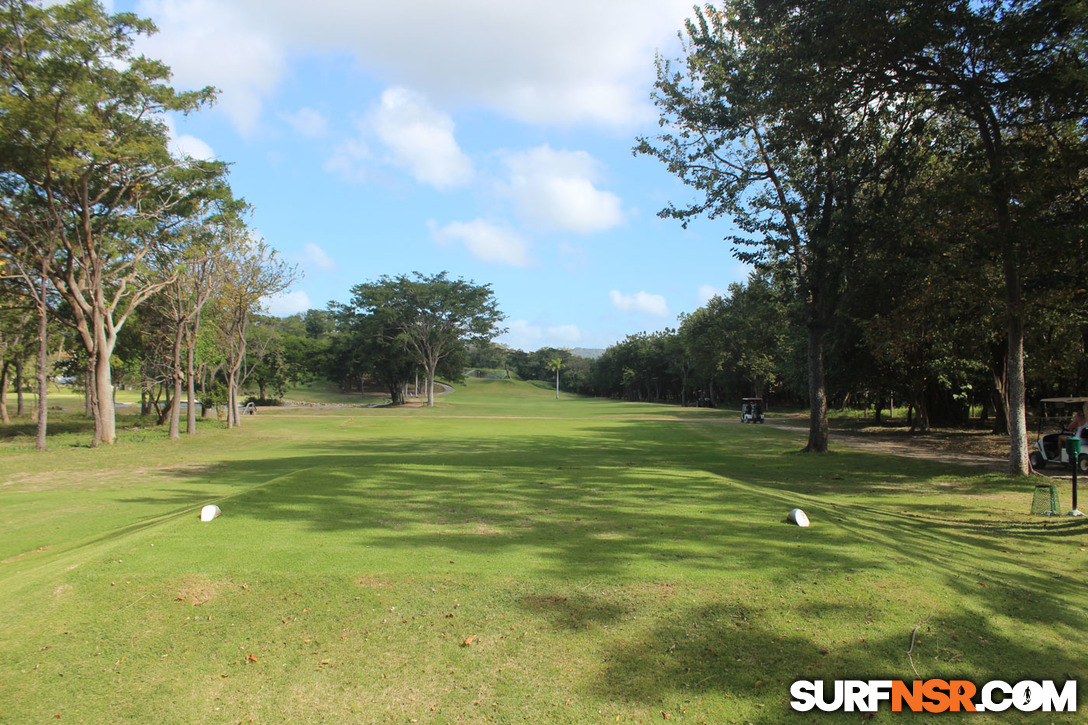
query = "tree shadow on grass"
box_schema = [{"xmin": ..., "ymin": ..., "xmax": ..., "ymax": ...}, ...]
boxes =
[
  {"xmin": 590, "ymin": 599, "xmax": 1087, "ymax": 721},
  {"xmin": 135, "ymin": 416, "xmax": 1088, "ymax": 692},
  {"xmin": 0, "ymin": 417, "xmax": 94, "ymax": 440}
]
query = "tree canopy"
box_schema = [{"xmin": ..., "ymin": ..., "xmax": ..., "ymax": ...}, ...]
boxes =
[
  {"xmin": 637, "ymin": 0, "xmax": 1088, "ymax": 469},
  {"xmin": 342, "ymin": 272, "xmax": 505, "ymax": 407}
]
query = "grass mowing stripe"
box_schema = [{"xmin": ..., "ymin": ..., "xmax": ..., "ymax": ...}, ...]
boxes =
[{"xmin": 0, "ymin": 466, "xmax": 326, "ymax": 602}]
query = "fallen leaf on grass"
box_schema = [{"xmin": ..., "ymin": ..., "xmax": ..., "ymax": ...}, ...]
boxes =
[
  {"xmin": 245, "ymin": 654, "xmax": 258, "ymax": 663},
  {"xmin": 460, "ymin": 635, "xmax": 479, "ymax": 647}
]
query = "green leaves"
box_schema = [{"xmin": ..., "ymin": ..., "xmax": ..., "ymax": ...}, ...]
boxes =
[{"xmin": 342, "ymin": 272, "xmax": 505, "ymax": 406}]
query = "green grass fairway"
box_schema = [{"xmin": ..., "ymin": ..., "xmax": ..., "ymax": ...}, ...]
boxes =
[{"xmin": 2, "ymin": 379, "xmax": 1086, "ymax": 723}]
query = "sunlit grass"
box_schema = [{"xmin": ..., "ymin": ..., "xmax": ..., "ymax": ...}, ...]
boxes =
[{"xmin": 1, "ymin": 378, "xmax": 1085, "ymax": 723}]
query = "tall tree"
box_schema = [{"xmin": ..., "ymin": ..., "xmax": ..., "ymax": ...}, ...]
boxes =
[
  {"xmin": 213, "ymin": 238, "xmax": 297, "ymax": 428},
  {"xmin": 0, "ymin": 218, "xmax": 57, "ymax": 448},
  {"xmin": 345, "ymin": 272, "xmax": 505, "ymax": 407},
  {"xmin": 638, "ymin": 3, "xmax": 930, "ymax": 451},
  {"xmin": 149, "ymin": 196, "xmax": 237, "ymax": 439},
  {"xmin": 328, "ymin": 301, "xmax": 417, "ymax": 406},
  {"xmin": 547, "ymin": 357, "xmax": 562, "ymax": 399},
  {"xmin": 858, "ymin": 0, "xmax": 1088, "ymax": 473},
  {"xmin": 0, "ymin": 277, "xmax": 35, "ymax": 424}
]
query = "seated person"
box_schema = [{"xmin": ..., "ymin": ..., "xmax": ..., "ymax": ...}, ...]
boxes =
[{"xmin": 1058, "ymin": 408, "xmax": 1087, "ymax": 458}]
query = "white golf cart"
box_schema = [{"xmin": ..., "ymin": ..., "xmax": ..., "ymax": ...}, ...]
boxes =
[
  {"xmin": 741, "ymin": 397, "xmax": 765, "ymax": 424},
  {"xmin": 1029, "ymin": 397, "xmax": 1088, "ymax": 472}
]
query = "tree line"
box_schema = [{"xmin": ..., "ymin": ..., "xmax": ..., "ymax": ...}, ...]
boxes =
[
  {"xmin": 0, "ymin": 3, "xmax": 505, "ymax": 441},
  {"xmin": 0, "ymin": 0, "xmax": 295, "ymax": 447},
  {"xmin": 537, "ymin": 267, "xmax": 1087, "ymax": 437},
  {"xmin": 635, "ymin": 0, "xmax": 1088, "ymax": 474}
]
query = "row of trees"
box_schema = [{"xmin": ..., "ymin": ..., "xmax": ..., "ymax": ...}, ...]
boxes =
[
  {"xmin": 0, "ymin": 0, "xmax": 295, "ymax": 448},
  {"xmin": 637, "ymin": 0, "xmax": 1088, "ymax": 474},
  {"xmin": 573, "ymin": 267, "xmax": 1087, "ymax": 429},
  {"xmin": 581, "ymin": 276, "xmax": 789, "ymax": 408}
]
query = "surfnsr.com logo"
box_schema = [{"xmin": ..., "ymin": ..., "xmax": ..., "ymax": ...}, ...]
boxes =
[{"xmin": 790, "ymin": 679, "xmax": 1077, "ymax": 713}]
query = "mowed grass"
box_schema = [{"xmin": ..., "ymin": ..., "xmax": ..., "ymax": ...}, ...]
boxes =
[{"xmin": 1, "ymin": 378, "xmax": 1087, "ymax": 724}]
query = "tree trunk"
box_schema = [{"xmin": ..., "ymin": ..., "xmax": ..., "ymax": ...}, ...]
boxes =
[
  {"xmin": 982, "ymin": 110, "xmax": 1028, "ymax": 475},
  {"xmin": 157, "ymin": 382, "xmax": 174, "ymax": 426},
  {"xmin": 168, "ymin": 376, "xmax": 182, "ymax": 437},
  {"xmin": 15, "ymin": 357, "xmax": 24, "ymax": 417},
  {"xmin": 85, "ymin": 361, "xmax": 93, "ymax": 418},
  {"xmin": 230, "ymin": 366, "xmax": 242, "ymax": 428},
  {"xmin": 804, "ymin": 323, "xmax": 829, "ymax": 453},
  {"xmin": 423, "ymin": 358, "xmax": 437, "ymax": 407},
  {"xmin": 95, "ymin": 343, "xmax": 116, "ymax": 445},
  {"xmin": 168, "ymin": 327, "xmax": 184, "ymax": 440},
  {"xmin": 186, "ymin": 338, "xmax": 197, "ymax": 434},
  {"xmin": 0, "ymin": 362, "xmax": 10, "ymax": 425},
  {"xmin": 227, "ymin": 373, "xmax": 236, "ymax": 428},
  {"xmin": 1005, "ymin": 311, "xmax": 1029, "ymax": 475},
  {"xmin": 35, "ymin": 292, "xmax": 48, "ymax": 451},
  {"xmin": 912, "ymin": 391, "xmax": 930, "ymax": 433}
]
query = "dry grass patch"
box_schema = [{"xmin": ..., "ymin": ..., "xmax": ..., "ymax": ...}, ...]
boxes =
[{"xmin": 174, "ymin": 575, "xmax": 238, "ymax": 607}]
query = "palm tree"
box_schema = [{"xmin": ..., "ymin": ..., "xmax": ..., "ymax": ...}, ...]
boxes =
[{"xmin": 547, "ymin": 358, "xmax": 562, "ymax": 399}]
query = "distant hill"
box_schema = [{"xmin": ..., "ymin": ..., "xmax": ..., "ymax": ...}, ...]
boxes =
[{"xmin": 570, "ymin": 347, "xmax": 606, "ymax": 359}]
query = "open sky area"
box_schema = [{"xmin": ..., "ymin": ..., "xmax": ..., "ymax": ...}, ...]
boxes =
[{"xmin": 105, "ymin": 0, "xmax": 752, "ymax": 351}]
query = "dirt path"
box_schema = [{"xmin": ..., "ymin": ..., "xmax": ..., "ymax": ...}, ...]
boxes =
[{"xmin": 762, "ymin": 418, "xmax": 1008, "ymax": 471}]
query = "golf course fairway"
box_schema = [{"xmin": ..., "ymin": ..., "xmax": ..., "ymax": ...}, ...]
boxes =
[{"xmin": 1, "ymin": 378, "xmax": 1085, "ymax": 723}]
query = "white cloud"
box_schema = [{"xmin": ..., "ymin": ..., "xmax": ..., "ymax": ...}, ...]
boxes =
[
  {"xmin": 300, "ymin": 243, "xmax": 337, "ymax": 273},
  {"xmin": 263, "ymin": 289, "xmax": 312, "ymax": 316},
  {"xmin": 697, "ymin": 285, "xmax": 724, "ymax": 305},
  {"xmin": 503, "ymin": 146, "xmax": 623, "ymax": 234},
  {"xmin": 497, "ymin": 320, "xmax": 543, "ymax": 351},
  {"xmin": 497, "ymin": 320, "xmax": 582, "ymax": 351},
  {"xmin": 372, "ymin": 88, "xmax": 473, "ymax": 189},
  {"xmin": 547, "ymin": 324, "xmax": 583, "ymax": 344},
  {"xmin": 169, "ymin": 132, "xmax": 216, "ymax": 162},
  {"xmin": 430, "ymin": 219, "xmax": 531, "ymax": 268},
  {"xmin": 134, "ymin": 0, "xmax": 693, "ymax": 130},
  {"xmin": 162, "ymin": 116, "xmax": 216, "ymax": 161},
  {"xmin": 281, "ymin": 107, "xmax": 328, "ymax": 138},
  {"xmin": 323, "ymin": 136, "xmax": 372, "ymax": 183},
  {"xmin": 136, "ymin": 0, "xmax": 285, "ymax": 135},
  {"xmin": 609, "ymin": 290, "xmax": 670, "ymax": 318}
]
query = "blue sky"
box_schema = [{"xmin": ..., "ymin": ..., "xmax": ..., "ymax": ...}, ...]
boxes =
[{"xmin": 115, "ymin": 0, "xmax": 751, "ymax": 351}]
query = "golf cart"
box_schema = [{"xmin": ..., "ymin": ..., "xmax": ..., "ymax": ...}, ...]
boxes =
[
  {"xmin": 1029, "ymin": 397, "xmax": 1088, "ymax": 472},
  {"xmin": 741, "ymin": 397, "xmax": 765, "ymax": 424}
]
